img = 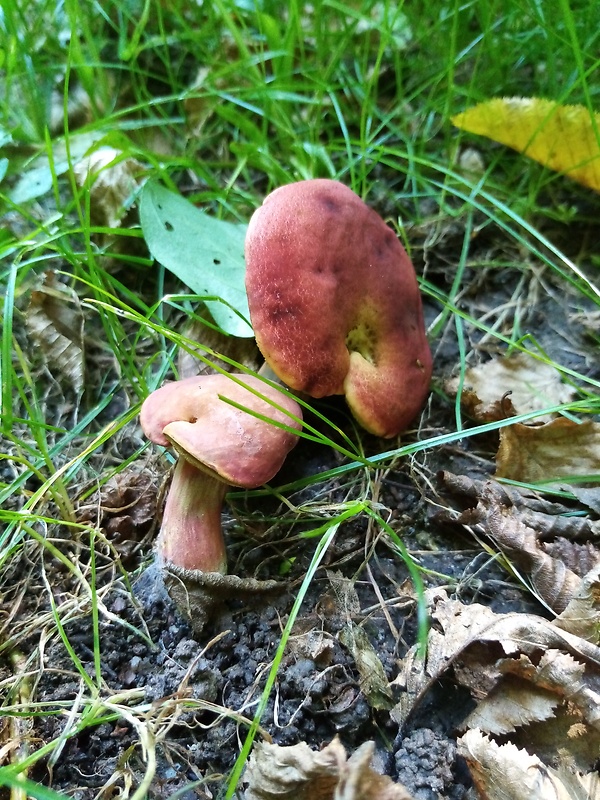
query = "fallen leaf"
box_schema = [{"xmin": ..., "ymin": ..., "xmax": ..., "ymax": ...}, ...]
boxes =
[
  {"xmin": 244, "ymin": 738, "xmax": 342, "ymax": 800},
  {"xmin": 26, "ymin": 271, "xmax": 85, "ymax": 394},
  {"xmin": 496, "ymin": 649, "xmax": 600, "ymax": 729},
  {"xmin": 446, "ymin": 352, "xmax": 575, "ymax": 422},
  {"xmin": 286, "ymin": 627, "xmax": 335, "ymax": 667},
  {"xmin": 139, "ymin": 181, "xmax": 252, "ymax": 338},
  {"xmin": 554, "ymin": 562, "xmax": 600, "ymax": 645},
  {"xmin": 438, "ymin": 471, "xmax": 600, "ymax": 541},
  {"xmin": 325, "ymin": 571, "xmax": 362, "ymax": 618},
  {"xmin": 457, "ymin": 729, "xmax": 599, "ymax": 800},
  {"xmin": 243, "ymin": 737, "xmax": 415, "ymax": 800},
  {"xmin": 437, "ymin": 474, "xmax": 599, "ymax": 613},
  {"xmin": 463, "ymin": 675, "xmax": 559, "ymax": 735},
  {"xmin": 464, "ymin": 648, "xmax": 600, "ymax": 738},
  {"xmin": 339, "ymin": 622, "xmax": 394, "ymax": 710},
  {"xmin": 496, "ymin": 418, "xmax": 600, "ymax": 485},
  {"xmin": 452, "ymin": 97, "xmax": 600, "ymax": 192},
  {"xmin": 569, "ymin": 486, "xmax": 600, "ymax": 514},
  {"xmin": 391, "ymin": 589, "xmax": 600, "ymax": 731},
  {"xmin": 462, "ymin": 482, "xmax": 584, "ymax": 613},
  {"xmin": 74, "ymin": 146, "xmax": 142, "ymax": 228},
  {"xmin": 393, "ymin": 590, "xmax": 600, "ymax": 796},
  {"xmin": 177, "ymin": 316, "xmax": 261, "ymax": 379}
]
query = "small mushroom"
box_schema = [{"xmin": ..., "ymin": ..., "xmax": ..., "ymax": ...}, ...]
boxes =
[
  {"xmin": 140, "ymin": 373, "xmax": 302, "ymax": 574},
  {"xmin": 244, "ymin": 179, "xmax": 432, "ymax": 438}
]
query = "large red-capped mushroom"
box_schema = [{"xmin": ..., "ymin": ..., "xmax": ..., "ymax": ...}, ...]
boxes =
[
  {"xmin": 140, "ymin": 373, "xmax": 302, "ymax": 573},
  {"xmin": 244, "ymin": 179, "xmax": 432, "ymax": 438}
]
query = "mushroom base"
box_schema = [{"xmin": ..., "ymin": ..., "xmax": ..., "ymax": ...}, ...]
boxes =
[{"xmin": 161, "ymin": 561, "xmax": 284, "ymax": 635}]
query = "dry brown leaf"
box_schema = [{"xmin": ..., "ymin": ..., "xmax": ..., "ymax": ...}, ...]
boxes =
[
  {"xmin": 243, "ymin": 737, "xmax": 414, "ymax": 800},
  {"xmin": 510, "ymin": 707, "xmax": 600, "ymax": 777},
  {"xmin": 464, "ymin": 648, "xmax": 600, "ymax": 737},
  {"xmin": 286, "ymin": 628, "xmax": 335, "ymax": 666},
  {"xmin": 457, "ymin": 728, "xmax": 599, "ymax": 800},
  {"xmin": 177, "ymin": 316, "xmax": 261, "ymax": 379},
  {"xmin": 74, "ymin": 146, "xmax": 142, "ymax": 228},
  {"xmin": 26, "ymin": 270, "xmax": 85, "ymax": 394},
  {"xmin": 325, "ymin": 571, "xmax": 362, "ymax": 618},
  {"xmin": 496, "ymin": 650, "xmax": 600, "ymax": 729},
  {"xmin": 438, "ymin": 476, "xmax": 598, "ymax": 613},
  {"xmin": 554, "ymin": 562, "xmax": 600, "ymax": 644},
  {"xmin": 569, "ymin": 486, "xmax": 600, "ymax": 514},
  {"xmin": 467, "ymin": 484, "xmax": 585, "ymax": 613},
  {"xmin": 496, "ymin": 418, "xmax": 600, "ymax": 485},
  {"xmin": 438, "ymin": 471, "xmax": 575, "ymax": 518},
  {"xmin": 394, "ymin": 592, "xmax": 600, "ymax": 796},
  {"xmin": 463, "ymin": 677, "xmax": 559, "ymax": 735},
  {"xmin": 391, "ymin": 590, "xmax": 600, "ymax": 730},
  {"xmin": 447, "ymin": 353, "xmax": 575, "ymax": 422}
]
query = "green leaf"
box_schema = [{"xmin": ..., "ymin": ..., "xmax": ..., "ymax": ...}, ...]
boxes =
[{"xmin": 139, "ymin": 182, "xmax": 253, "ymax": 338}]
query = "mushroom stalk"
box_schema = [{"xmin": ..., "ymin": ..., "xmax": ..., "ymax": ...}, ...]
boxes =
[{"xmin": 156, "ymin": 457, "xmax": 228, "ymax": 574}]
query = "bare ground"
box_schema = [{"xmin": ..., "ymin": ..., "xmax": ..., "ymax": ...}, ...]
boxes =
[{"xmin": 3, "ymin": 208, "xmax": 599, "ymax": 799}]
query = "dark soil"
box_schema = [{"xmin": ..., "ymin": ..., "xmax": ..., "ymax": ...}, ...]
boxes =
[{"xmin": 5, "ymin": 216, "xmax": 599, "ymax": 800}]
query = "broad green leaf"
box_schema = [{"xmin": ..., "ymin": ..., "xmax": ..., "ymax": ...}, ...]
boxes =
[
  {"xmin": 139, "ymin": 182, "xmax": 253, "ymax": 338},
  {"xmin": 452, "ymin": 97, "xmax": 600, "ymax": 193}
]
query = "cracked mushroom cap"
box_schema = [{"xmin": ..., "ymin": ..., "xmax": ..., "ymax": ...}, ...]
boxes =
[
  {"xmin": 140, "ymin": 373, "xmax": 302, "ymax": 487},
  {"xmin": 244, "ymin": 179, "xmax": 432, "ymax": 438}
]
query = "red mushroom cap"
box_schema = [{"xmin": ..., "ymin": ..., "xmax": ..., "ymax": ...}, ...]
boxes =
[
  {"xmin": 244, "ymin": 179, "xmax": 432, "ymax": 438},
  {"xmin": 140, "ymin": 373, "xmax": 302, "ymax": 487}
]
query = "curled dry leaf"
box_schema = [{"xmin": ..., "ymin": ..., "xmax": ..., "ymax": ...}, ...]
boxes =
[
  {"xmin": 391, "ymin": 589, "xmax": 600, "ymax": 731},
  {"xmin": 462, "ymin": 678, "xmax": 559, "ymax": 736},
  {"xmin": 569, "ymin": 486, "xmax": 600, "ymax": 515},
  {"xmin": 438, "ymin": 471, "xmax": 600, "ymax": 541},
  {"xmin": 554, "ymin": 562, "xmax": 600, "ymax": 645},
  {"xmin": 496, "ymin": 418, "xmax": 600, "ymax": 486},
  {"xmin": 463, "ymin": 648, "xmax": 600, "ymax": 736},
  {"xmin": 394, "ymin": 591, "xmax": 600, "ymax": 795},
  {"xmin": 286, "ymin": 626, "xmax": 335, "ymax": 667},
  {"xmin": 496, "ymin": 649, "xmax": 600, "ymax": 730},
  {"xmin": 177, "ymin": 316, "xmax": 261, "ymax": 380},
  {"xmin": 446, "ymin": 352, "xmax": 575, "ymax": 422},
  {"xmin": 466, "ymin": 484, "xmax": 584, "ymax": 613},
  {"xmin": 457, "ymin": 728, "xmax": 600, "ymax": 800},
  {"xmin": 26, "ymin": 270, "xmax": 85, "ymax": 394},
  {"xmin": 438, "ymin": 474, "xmax": 599, "ymax": 613},
  {"xmin": 438, "ymin": 471, "xmax": 571, "ymax": 518},
  {"xmin": 74, "ymin": 145, "xmax": 142, "ymax": 228},
  {"xmin": 243, "ymin": 737, "xmax": 415, "ymax": 800}
]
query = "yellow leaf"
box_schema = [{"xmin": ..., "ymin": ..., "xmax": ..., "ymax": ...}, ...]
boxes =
[{"xmin": 452, "ymin": 97, "xmax": 600, "ymax": 192}]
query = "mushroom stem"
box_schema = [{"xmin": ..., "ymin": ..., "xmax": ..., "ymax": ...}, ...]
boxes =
[{"xmin": 156, "ymin": 457, "xmax": 228, "ymax": 574}]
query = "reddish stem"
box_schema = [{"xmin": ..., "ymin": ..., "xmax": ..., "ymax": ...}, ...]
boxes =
[{"xmin": 156, "ymin": 457, "xmax": 228, "ymax": 573}]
